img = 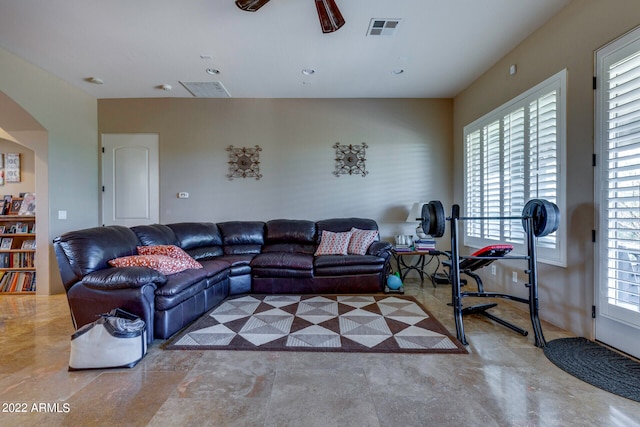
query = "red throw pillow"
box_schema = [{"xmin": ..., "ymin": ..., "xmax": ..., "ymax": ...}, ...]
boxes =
[
  {"xmin": 137, "ymin": 245, "xmax": 202, "ymax": 269},
  {"xmin": 108, "ymin": 254, "xmax": 193, "ymax": 275}
]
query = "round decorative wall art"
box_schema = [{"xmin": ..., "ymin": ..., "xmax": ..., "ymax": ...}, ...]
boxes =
[{"xmin": 333, "ymin": 142, "xmax": 368, "ymax": 177}]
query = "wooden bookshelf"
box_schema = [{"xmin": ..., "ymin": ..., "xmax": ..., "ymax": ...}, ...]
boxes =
[{"xmin": 0, "ymin": 214, "xmax": 36, "ymax": 294}]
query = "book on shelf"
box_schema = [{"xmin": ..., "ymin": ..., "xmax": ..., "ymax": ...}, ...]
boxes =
[
  {"xmin": 18, "ymin": 193, "xmax": 35, "ymax": 216},
  {"xmin": 414, "ymin": 238, "xmax": 437, "ymax": 251},
  {"xmin": 21, "ymin": 240, "xmax": 36, "ymax": 250},
  {"xmin": 0, "ymin": 237, "xmax": 13, "ymax": 249},
  {"xmin": 393, "ymin": 244, "xmax": 414, "ymax": 252}
]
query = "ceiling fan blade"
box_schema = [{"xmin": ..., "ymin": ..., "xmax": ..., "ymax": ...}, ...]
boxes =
[
  {"xmin": 235, "ymin": 0, "xmax": 271, "ymax": 12},
  {"xmin": 315, "ymin": 0, "xmax": 345, "ymax": 33}
]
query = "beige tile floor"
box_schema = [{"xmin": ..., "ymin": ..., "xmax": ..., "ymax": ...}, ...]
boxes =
[{"xmin": 1, "ymin": 279, "xmax": 639, "ymax": 427}]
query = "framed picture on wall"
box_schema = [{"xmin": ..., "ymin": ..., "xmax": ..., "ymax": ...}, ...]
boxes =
[{"xmin": 5, "ymin": 153, "xmax": 20, "ymax": 183}]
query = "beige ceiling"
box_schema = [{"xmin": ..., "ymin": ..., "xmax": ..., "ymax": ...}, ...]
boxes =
[{"xmin": 0, "ymin": 0, "xmax": 571, "ymax": 99}]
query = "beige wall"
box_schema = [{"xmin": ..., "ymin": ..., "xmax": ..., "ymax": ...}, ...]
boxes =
[
  {"xmin": 453, "ymin": 0, "xmax": 640, "ymax": 337},
  {"xmin": 99, "ymin": 98, "xmax": 454, "ymax": 241},
  {"xmin": 0, "ymin": 47, "xmax": 98, "ymax": 295}
]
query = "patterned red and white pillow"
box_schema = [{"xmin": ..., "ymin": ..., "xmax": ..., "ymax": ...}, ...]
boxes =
[
  {"xmin": 347, "ymin": 228, "xmax": 378, "ymax": 255},
  {"xmin": 314, "ymin": 230, "xmax": 353, "ymax": 256},
  {"xmin": 108, "ymin": 254, "xmax": 193, "ymax": 275},
  {"xmin": 137, "ymin": 245, "xmax": 202, "ymax": 269}
]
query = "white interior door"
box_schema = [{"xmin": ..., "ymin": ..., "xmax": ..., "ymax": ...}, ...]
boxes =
[
  {"xmin": 594, "ymin": 26, "xmax": 640, "ymax": 358},
  {"xmin": 102, "ymin": 133, "xmax": 159, "ymax": 227}
]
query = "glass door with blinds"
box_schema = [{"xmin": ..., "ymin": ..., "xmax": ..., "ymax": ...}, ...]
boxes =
[{"xmin": 595, "ymin": 26, "xmax": 640, "ymax": 358}]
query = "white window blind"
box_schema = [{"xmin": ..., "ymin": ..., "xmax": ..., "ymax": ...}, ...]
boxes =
[
  {"xmin": 463, "ymin": 70, "xmax": 566, "ymax": 266},
  {"xmin": 602, "ymin": 48, "xmax": 640, "ymax": 313}
]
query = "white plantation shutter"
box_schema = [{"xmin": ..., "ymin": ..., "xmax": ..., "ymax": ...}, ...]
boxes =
[
  {"xmin": 483, "ymin": 121, "xmax": 501, "ymax": 241},
  {"xmin": 503, "ymin": 108, "xmax": 526, "ymax": 243},
  {"xmin": 601, "ymin": 47, "xmax": 640, "ymax": 315},
  {"xmin": 465, "ymin": 130, "xmax": 482, "ymax": 238},
  {"xmin": 463, "ymin": 70, "xmax": 566, "ymax": 266},
  {"xmin": 529, "ymin": 92, "xmax": 559, "ymax": 249}
]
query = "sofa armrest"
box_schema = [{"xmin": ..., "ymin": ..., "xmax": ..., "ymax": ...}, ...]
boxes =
[
  {"xmin": 81, "ymin": 267, "xmax": 167, "ymax": 290},
  {"xmin": 367, "ymin": 241, "xmax": 392, "ymax": 257}
]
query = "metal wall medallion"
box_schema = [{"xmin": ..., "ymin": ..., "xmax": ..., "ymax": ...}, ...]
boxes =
[
  {"xmin": 333, "ymin": 142, "xmax": 368, "ymax": 177},
  {"xmin": 227, "ymin": 145, "xmax": 262, "ymax": 180}
]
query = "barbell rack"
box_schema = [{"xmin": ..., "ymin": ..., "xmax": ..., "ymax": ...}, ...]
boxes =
[{"xmin": 448, "ymin": 204, "xmax": 547, "ymax": 348}]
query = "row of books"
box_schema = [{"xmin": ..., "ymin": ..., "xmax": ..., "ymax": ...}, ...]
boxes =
[
  {"xmin": 0, "ymin": 251, "xmax": 35, "ymax": 268},
  {"xmin": 394, "ymin": 238, "xmax": 438, "ymax": 252},
  {"xmin": 415, "ymin": 238, "xmax": 437, "ymax": 251},
  {"xmin": 0, "ymin": 271, "xmax": 36, "ymax": 292}
]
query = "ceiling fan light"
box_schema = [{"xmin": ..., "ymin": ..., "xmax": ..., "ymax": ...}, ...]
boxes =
[
  {"xmin": 235, "ymin": 0, "xmax": 271, "ymax": 12},
  {"xmin": 315, "ymin": 0, "xmax": 345, "ymax": 33}
]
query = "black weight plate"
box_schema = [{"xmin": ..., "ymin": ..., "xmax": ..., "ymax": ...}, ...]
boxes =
[
  {"xmin": 428, "ymin": 200, "xmax": 446, "ymax": 237},
  {"xmin": 420, "ymin": 203, "xmax": 431, "ymax": 238},
  {"xmin": 522, "ymin": 199, "xmax": 560, "ymax": 237}
]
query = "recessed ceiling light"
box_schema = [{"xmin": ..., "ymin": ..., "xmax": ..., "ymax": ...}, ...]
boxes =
[
  {"xmin": 206, "ymin": 68, "xmax": 220, "ymax": 75},
  {"xmin": 87, "ymin": 77, "xmax": 104, "ymax": 84},
  {"xmin": 160, "ymin": 84, "xmax": 172, "ymax": 91},
  {"xmin": 301, "ymin": 69, "xmax": 315, "ymax": 76},
  {"xmin": 392, "ymin": 69, "xmax": 405, "ymax": 75}
]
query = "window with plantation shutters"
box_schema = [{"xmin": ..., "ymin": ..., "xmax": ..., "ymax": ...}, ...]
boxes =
[{"xmin": 463, "ymin": 70, "xmax": 566, "ymax": 266}]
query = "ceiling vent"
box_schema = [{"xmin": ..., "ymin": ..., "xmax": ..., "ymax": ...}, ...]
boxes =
[
  {"xmin": 180, "ymin": 81, "xmax": 231, "ymax": 98},
  {"xmin": 367, "ymin": 18, "xmax": 402, "ymax": 36}
]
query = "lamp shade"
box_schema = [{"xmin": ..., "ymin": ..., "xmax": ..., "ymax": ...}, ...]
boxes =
[{"xmin": 406, "ymin": 202, "xmax": 427, "ymax": 222}]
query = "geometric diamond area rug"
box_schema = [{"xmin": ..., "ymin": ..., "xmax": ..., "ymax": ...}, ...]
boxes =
[{"xmin": 163, "ymin": 295, "xmax": 467, "ymax": 354}]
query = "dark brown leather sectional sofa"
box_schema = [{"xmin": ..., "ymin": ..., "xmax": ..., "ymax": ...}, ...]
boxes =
[{"xmin": 53, "ymin": 218, "xmax": 392, "ymax": 343}]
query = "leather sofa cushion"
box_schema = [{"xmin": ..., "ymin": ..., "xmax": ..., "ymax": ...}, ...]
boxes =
[
  {"xmin": 251, "ymin": 252, "xmax": 314, "ymax": 271},
  {"xmin": 54, "ymin": 225, "xmax": 140, "ymax": 283},
  {"xmin": 155, "ymin": 268, "xmax": 208, "ymax": 297},
  {"xmin": 131, "ymin": 224, "xmax": 179, "ymax": 246},
  {"xmin": 265, "ymin": 219, "xmax": 316, "ymax": 244},
  {"xmin": 168, "ymin": 222, "xmax": 223, "ymax": 249},
  {"xmin": 218, "ymin": 221, "xmax": 265, "ymax": 254},
  {"xmin": 81, "ymin": 266, "xmax": 167, "ymax": 290},
  {"xmin": 314, "ymin": 254, "xmax": 386, "ymax": 268},
  {"xmin": 218, "ymin": 221, "xmax": 265, "ymax": 245},
  {"xmin": 251, "ymin": 252, "xmax": 314, "ymax": 278},
  {"xmin": 314, "ymin": 254, "xmax": 386, "ymax": 276},
  {"xmin": 155, "ymin": 277, "xmax": 207, "ymax": 311},
  {"xmin": 199, "ymin": 259, "xmax": 230, "ymax": 277},
  {"xmin": 218, "ymin": 254, "xmax": 255, "ymax": 276},
  {"xmin": 262, "ymin": 243, "xmax": 316, "ymax": 254},
  {"xmin": 186, "ymin": 246, "xmax": 224, "ymax": 260},
  {"xmin": 314, "ymin": 264, "xmax": 385, "ymax": 276}
]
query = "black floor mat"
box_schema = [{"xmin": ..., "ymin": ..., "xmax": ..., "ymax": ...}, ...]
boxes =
[{"xmin": 543, "ymin": 337, "xmax": 640, "ymax": 402}]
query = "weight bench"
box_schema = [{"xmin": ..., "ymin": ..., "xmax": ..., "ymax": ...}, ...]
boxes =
[
  {"xmin": 452, "ymin": 244, "xmax": 533, "ymax": 336},
  {"xmin": 447, "ymin": 205, "xmax": 548, "ymax": 347},
  {"xmin": 418, "ymin": 200, "xmax": 557, "ymax": 348}
]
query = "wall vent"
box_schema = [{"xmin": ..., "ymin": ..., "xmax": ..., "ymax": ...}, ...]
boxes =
[
  {"xmin": 367, "ymin": 19, "xmax": 402, "ymax": 36},
  {"xmin": 180, "ymin": 81, "xmax": 231, "ymax": 98}
]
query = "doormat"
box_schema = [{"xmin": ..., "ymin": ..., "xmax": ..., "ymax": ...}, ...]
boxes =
[
  {"xmin": 164, "ymin": 294, "xmax": 467, "ymax": 354},
  {"xmin": 543, "ymin": 337, "xmax": 640, "ymax": 402}
]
